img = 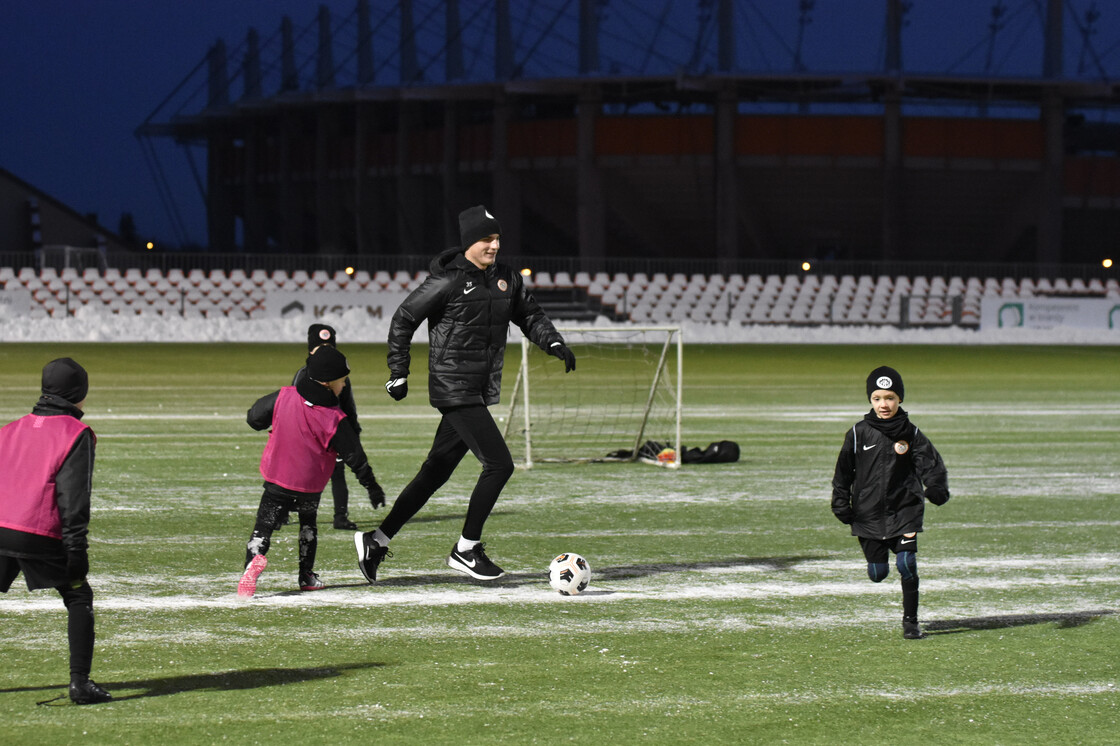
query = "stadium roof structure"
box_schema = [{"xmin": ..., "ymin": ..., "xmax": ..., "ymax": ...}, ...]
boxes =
[{"xmin": 137, "ymin": 0, "xmax": 1120, "ymax": 265}]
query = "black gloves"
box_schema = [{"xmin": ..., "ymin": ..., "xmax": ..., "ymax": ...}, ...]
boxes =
[
  {"xmin": 385, "ymin": 377, "xmax": 408, "ymax": 401},
  {"xmin": 67, "ymin": 550, "xmax": 89, "ymax": 584},
  {"xmin": 356, "ymin": 465, "xmax": 386, "ymax": 508},
  {"xmin": 549, "ymin": 342, "xmax": 576, "ymax": 373},
  {"xmin": 367, "ymin": 480, "xmax": 386, "ymax": 509}
]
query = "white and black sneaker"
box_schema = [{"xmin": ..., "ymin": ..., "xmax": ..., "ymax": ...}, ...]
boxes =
[
  {"xmin": 354, "ymin": 531, "xmax": 389, "ymax": 583},
  {"xmin": 447, "ymin": 543, "xmax": 505, "ymax": 580},
  {"xmin": 298, "ymin": 571, "xmax": 325, "ymax": 591}
]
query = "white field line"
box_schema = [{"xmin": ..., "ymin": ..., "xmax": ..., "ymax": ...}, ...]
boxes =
[
  {"xmin": 79, "ymin": 412, "xmax": 442, "ymax": 422},
  {"xmin": 296, "ymin": 680, "xmax": 1120, "ymax": 723},
  {"xmin": 41, "ymin": 404, "xmax": 1120, "ymax": 423},
  {"xmin": 731, "ymin": 682, "xmax": 1119, "ymax": 704},
  {"xmin": 3, "ymin": 587, "xmax": 1116, "ymax": 622},
  {"xmin": 499, "ymin": 518, "xmax": 1120, "ymax": 532},
  {"xmin": 82, "ymin": 518, "xmax": 1120, "ymax": 537},
  {"xmin": 2, "ymin": 555, "xmax": 1117, "ymax": 615},
  {"xmin": 686, "ymin": 404, "xmax": 1120, "ymax": 420}
]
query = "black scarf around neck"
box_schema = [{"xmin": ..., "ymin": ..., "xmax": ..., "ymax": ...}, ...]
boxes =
[
  {"xmin": 862, "ymin": 407, "xmax": 913, "ymax": 442},
  {"xmin": 296, "ymin": 377, "xmax": 340, "ymax": 408}
]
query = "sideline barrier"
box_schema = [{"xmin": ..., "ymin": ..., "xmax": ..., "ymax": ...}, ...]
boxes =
[{"xmin": 1, "ymin": 266, "xmax": 1118, "ymax": 330}]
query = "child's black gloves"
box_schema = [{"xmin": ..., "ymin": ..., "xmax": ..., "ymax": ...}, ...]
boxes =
[
  {"xmin": 367, "ymin": 481, "xmax": 386, "ymax": 509},
  {"xmin": 355, "ymin": 466, "xmax": 386, "ymax": 508}
]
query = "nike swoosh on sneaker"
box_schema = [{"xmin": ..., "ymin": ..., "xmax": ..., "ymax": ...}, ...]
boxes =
[{"xmin": 455, "ymin": 553, "xmax": 478, "ymax": 568}]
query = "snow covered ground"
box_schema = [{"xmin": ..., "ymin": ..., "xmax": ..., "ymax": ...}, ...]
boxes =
[{"xmin": 2, "ymin": 305, "xmax": 1118, "ymax": 345}]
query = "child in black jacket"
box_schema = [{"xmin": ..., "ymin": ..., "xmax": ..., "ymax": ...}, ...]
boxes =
[{"xmin": 831, "ymin": 366, "xmax": 950, "ymax": 639}]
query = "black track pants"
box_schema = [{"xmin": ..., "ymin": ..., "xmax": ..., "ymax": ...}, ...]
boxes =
[{"xmin": 380, "ymin": 404, "xmax": 515, "ymax": 542}]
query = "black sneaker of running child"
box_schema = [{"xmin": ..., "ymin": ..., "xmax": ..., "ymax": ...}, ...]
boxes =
[
  {"xmin": 299, "ymin": 571, "xmax": 326, "ymax": 591},
  {"xmin": 447, "ymin": 543, "xmax": 505, "ymax": 580},
  {"xmin": 354, "ymin": 531, "xmax": 389, "ymax": 583},
  {"xmin": 902, "ymin": 618, "xmax": 925, "ymax": 639},
  {"xmin": 69, "ymin": 678, "xmax": 112, "ymax": 705},
  {"xmin": 333, "ymin": 514, "xmax": 359, "ymax": 530}
]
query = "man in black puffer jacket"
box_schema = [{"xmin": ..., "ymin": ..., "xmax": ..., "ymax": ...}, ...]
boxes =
[{"xmin": 355, "ymin": 205, "xmax": 575, "ymax": 582}]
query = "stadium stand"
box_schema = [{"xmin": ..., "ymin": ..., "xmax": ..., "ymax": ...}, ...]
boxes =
[{"xmin": 2, "ymin": 266, "xmax": 1118, "ymax": 326}]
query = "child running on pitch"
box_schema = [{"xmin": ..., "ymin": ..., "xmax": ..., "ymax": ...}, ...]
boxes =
[
  {"xmin": 292, "ymin": 323, "xmax": 383, "ymax": 530},
  {"xmin": 831, "ymin": 366, "xmax": 950, "ymax": 639},
  {"xmin": 238, "ymin": 345, "xmax": 385, "ymax": 597}
]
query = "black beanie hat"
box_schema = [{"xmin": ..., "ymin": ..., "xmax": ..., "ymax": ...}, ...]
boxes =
[
  {"xmin": 866, "ymin": 366, "xmax": 904, "ymax": 402},
  {"xmin": 307, "ymin": 346, "xmax": 350, "ymax": 383},
  {"xmin": 458, "ymin": 205, "xmax": 502, "ymax": 248},
  {"xmin": 307, "ymin": 323, "xmax": 337, "ymax": 351},
  {"xmin": 42, "ymin": 357, "xmax": 89, "ymax": 404}
]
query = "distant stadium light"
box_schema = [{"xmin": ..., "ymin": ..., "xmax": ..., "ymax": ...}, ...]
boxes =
[
  {"xmin": 801, "ymin": 261, "xmax": 811, "ymax": 271},
  {"xmin": 146, "ymin": 242, "xmax": 154, "ymax": 250},
  {"xmin": 1104, "ymin": 258, "xmax": 1114, "ymax": 269},
  {"xmin": 345, "ymin": 266, "xmax": 355, "ymax": 275},
  {"xmin": 520, "ymin": 268, "xmax": 532, "ymax": 277}
]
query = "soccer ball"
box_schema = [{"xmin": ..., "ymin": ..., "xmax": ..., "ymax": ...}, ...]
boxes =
[{"xmin": 548, "ymin": 553, "xmax": 591, "ymax": 595}]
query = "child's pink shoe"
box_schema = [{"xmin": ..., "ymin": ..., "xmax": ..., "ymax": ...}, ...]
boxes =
[{"xmin": 237, "ymin": 554, "xmax": 268, "ymax": 598}]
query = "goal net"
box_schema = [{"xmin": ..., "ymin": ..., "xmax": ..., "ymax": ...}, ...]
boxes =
[{"xmin": 503, "ymin": 326, "xmax": 682, "ymax": 468}]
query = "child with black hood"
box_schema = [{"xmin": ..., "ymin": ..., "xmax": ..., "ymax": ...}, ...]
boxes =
[
  {"xmin": 831, "ymin": 365, "xmax": 950, "ymax": 639},
  {"xmin": 292, "ymin": 323, "xmax": 380, "ymax": 530},
  {"xmin": 238, "ymin": 345, "xmax": 385, "ymax": 597},
  {"xmin": 0, "ymin": 358, "xmax": 111, "ymax": 704}
]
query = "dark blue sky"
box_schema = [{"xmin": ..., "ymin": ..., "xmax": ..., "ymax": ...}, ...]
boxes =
[{"xmin": 2, "ymin": 1, "xmax": 1116, "ymax": 249}]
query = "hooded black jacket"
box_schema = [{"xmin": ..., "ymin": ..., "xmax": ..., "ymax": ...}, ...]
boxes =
[
  {"xmin": 831, "ymin": 413, "xmax": 950, "ymax": 540},
  {"xmin": 387, "ymin": 247, "xmax": 564, "ymax": 408}
]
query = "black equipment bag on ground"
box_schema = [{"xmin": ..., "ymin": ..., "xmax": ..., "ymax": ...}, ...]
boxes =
[
  {"xmin": 622, "ymin": 440, "xmax": 741, "ymax": 464},
  {"xmin": 681, "ymin": 440, "xmax": 740, "ymax": 464}
]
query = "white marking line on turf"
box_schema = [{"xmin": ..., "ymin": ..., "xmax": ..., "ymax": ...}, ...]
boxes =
[
  {"xmin": 79, "ymin": 404, "xmax": 1120, "ymax": 423},
  {"xmin": 2, "ymin": 558, "xmax": 1117, "ymax": 613},
  {"xmin": 86, "ymin": 412, "xmax": 440, "ymax": 421},
  {"xmin": 493, "ymin": 520, "xmax": 1120, "ymax": 536},
  {"xmin": 687, "ymin": 404, "xmax": 1120, "ymax": 419},
  {"xmin": 738, "ymin": 682, "xmax": 1118, "ymax": 704}
]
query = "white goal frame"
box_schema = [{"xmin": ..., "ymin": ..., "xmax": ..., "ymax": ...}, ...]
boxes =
[{"xmin": 503, "ymin": 326, "xmax": 683, "ymax": 469}]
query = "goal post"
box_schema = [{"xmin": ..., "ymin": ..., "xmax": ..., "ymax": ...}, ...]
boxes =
[{"xmin": 503, "ymin": 326, "xmax": 683, "ymax": 468}]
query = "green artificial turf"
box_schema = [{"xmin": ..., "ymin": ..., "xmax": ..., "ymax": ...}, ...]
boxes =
[{"xmin": 0, "ymin": 342, "xmax": 1117, "ymax": 744}]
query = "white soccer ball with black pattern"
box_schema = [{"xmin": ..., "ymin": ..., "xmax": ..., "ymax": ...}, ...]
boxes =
[{"xmin": 548, "ymin": 553, "xmax": 591, "ymax": 595}]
